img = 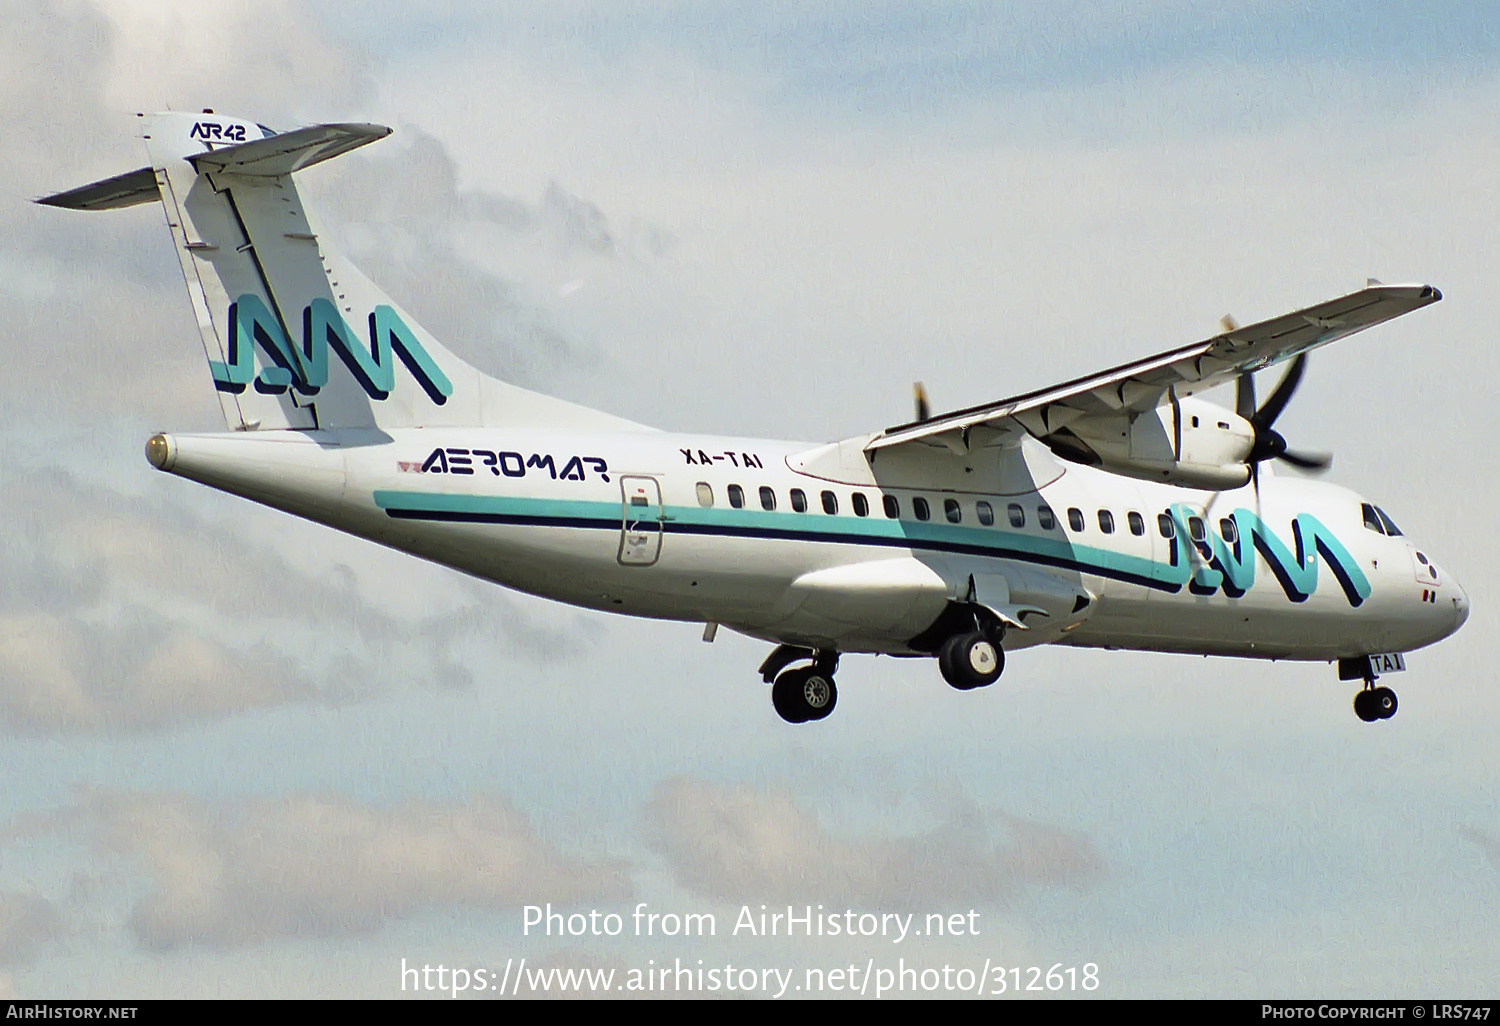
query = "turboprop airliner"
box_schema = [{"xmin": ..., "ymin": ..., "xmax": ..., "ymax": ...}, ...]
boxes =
[{"xmin": 40, "ymin": 112, "xmax": 1469, "ymax": 725}]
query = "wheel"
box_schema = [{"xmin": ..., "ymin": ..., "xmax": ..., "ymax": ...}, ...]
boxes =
[
  {"xmin": 1372, "ymin": 686, "xmax": 1397, "ymax": 720},
  {"xmin": 1353, "ymin": 689, "xmax": 1380, "ymax": 723},
  {"xmin": 801, "ymin": 671, "xmax": 838, "ymax": 721},
  {"xmin": 937, "ymin": 631, "xmax": 1004, "ymax": 690},
  {"xmin": 772, "ymin": 668, "xmax": 837, "ymax": 723}
]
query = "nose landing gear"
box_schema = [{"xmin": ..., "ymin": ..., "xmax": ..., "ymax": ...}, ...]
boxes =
[
  {"xmin": 1353, "ymin": 684, "xmax": 1397, "ymax": 722},
  {"xmin": 1340, "ymin": 656, "xmax": 1398, "ymax": 723}
]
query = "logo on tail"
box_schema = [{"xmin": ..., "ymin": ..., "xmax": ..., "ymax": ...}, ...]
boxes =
[{"xmin": 211, "ymin": 294, "xmax": 453, "ymax": 405}]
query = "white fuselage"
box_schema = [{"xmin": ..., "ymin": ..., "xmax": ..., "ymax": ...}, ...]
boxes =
[{"xmin": 153, "ymin": 425, "xmax": 1469, "ymax": 664}]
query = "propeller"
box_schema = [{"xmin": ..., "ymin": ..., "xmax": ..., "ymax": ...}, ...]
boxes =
[
  {"xmin": 914, "ymin": 381, "xmax": 931, "ymax": 423},
  {"xmin": 1222, "ymin": 314, "xmax": 1333, "ymax": 486}
]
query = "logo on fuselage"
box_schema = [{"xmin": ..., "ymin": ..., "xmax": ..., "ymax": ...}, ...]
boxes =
[
  {"xmin": 211, "ymin": 294, "xmax": 452, "ymax": 404},
  {"xmin": 1165, "ymin": 504, "xmax": 1371, "ymax": 606}
]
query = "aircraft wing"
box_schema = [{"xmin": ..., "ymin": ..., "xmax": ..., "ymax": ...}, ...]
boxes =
[{"xmin": 865, "ymin": 282, "xmax": 1441, "ymax": 452}]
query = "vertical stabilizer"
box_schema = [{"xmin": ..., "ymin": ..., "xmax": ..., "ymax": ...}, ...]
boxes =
[{"xmin": 42, "ymin": 111, "xmax": 650, "ymax": 435}]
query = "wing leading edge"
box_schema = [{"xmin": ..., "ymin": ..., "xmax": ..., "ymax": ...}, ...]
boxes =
[{"xmin": 866, "ymin": 283, "xmax": 1441, "ymax": 453}]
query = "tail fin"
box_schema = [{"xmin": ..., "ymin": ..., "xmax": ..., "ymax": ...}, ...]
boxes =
[{"xmin": 39, "ymin": 111, "xmax": 646, "ymax": 434}]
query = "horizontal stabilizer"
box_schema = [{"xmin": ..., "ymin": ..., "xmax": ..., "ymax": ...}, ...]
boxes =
[
  {"xmin": 36, "ymin": 165, "xmax": 158, "ymax": 211},
  {"xmin": 187, "ymin": 122, "xmax": 391, "ymax": 177}
]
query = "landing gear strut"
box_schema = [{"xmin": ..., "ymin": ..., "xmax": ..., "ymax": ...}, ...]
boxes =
[{"xmin": 760, "ymin": 646, "xmax": 839, "ymax": 724}]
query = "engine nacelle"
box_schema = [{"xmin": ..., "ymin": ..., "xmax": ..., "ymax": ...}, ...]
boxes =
[{"xmin": 1043, "ymin": 396, "xmax": 1254, "ymax": 490}]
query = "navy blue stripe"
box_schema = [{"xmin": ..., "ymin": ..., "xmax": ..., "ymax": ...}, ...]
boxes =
[
  {"xmin": 382, "ymin": 506, "xmax": 1180, "ymax": 593},
  {"xmin": 385, "ymin": 508, "xmax": 613, "ymax": 532}
]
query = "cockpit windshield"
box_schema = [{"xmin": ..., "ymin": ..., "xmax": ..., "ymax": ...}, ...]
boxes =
[{"xmin": 1361, "ymin": 502, "xmax": 1403, "ymax": 537}]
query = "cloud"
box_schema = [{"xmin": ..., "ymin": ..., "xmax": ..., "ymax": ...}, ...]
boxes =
[
  {"xmin": 36, "ymin": 789, "xmax": 630, "ymax": 951},
  {"xmin": 0, "ymin": 893, "xmax": 61, "ymax": 966},
  {"xmin": 0, "ymin": 612, "xmax": 307, "ymax": 733},
  {"xmin": 92, "ymin": 0, "xmax": 371, "ymax": 119},
  {"xmin": 301, "ymin": 125, "xmax": 672, "ymax": 391},
  {"xmin": 0, "ymin": 465, "xmax": 575, "ymax": 734},
  {"xmin": 643, "ymin": 777, "xmax": 1105, "ymax": 905},
  {"xmin": 1460, "ymin": 827, "xmax": 1500, "ymax": 869}
]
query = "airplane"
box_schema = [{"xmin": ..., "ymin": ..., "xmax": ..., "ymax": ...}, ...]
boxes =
[{"xmin": 39, "ymin": 111, "xmax": 1469, "ymax": 726}]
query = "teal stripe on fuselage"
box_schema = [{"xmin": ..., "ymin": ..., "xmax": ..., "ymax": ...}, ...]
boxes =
[{"xmin": 372, "ymin": 489, "xmax": 1185, "ymax": 592}]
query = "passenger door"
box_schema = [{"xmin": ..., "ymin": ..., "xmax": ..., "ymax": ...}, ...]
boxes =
[{"xmin": 619, "ymin": 476, "xmax": 663, "ymax": 566}]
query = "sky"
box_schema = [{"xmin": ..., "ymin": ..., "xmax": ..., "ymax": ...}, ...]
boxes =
[{"xmin": 0, "ymin": 0, "xmax": 1496, "ymax": 999}]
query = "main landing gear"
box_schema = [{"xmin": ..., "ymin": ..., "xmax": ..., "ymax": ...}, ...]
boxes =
[
  {"xmin": 760, "ymin": 645, "xmax": 839, "ymax": 724},
  {"xmin": 937, "ymin": 630, "xmax": 1004, "ymax": 690},
  {"xmin": 1339, "ymin": 656, "xmax": 1397, "ymax": 723},
  {"xmin": 913, "ymin": 603, "xmax": 1007, "ymax": 692}
]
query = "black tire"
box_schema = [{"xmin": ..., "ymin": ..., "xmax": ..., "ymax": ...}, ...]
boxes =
[
  {"xmin": 937, "ymin": 634, "xmax": 966, "ymax": 688},
  {"xmin": 772, "ymin": 668, "xmax": 837, "ymax": 723},
  {"xmin": 772, "ymin": 669, "xmax": 811, "ymax": 723},
  {"xmin": 938, "ymin": 631, "xmax": 1003, "ymax": 690},
  {"xmin": 1353, "ymin": 689, "xmax": 1380, "ymax": 723},
  {"xmin": 1372, "ymin": 686, "xmax": 1398, "ymax": 720}
]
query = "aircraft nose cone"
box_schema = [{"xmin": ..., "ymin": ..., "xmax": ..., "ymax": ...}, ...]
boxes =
[{"xmin": 1452, "ymin": 582, "xmax": 1470, "ymax": 632}]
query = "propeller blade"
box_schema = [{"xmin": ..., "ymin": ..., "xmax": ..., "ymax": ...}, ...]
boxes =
[
  {"xmin": 1223, "ymin": 316, "xmax": 1259, "ymax": 422},
  {"xmin": 1277, "ymin": 448, "xmax": 1333, "ymax": 472},
  {"xmin": 1252, "ymin": 352, "xmax": 1307, "ymax": 430},
  {"xmin": 914, "ymin": 381, "xmax": 931, "ymax": 423},
  {"xmin": 1235, "ymin": 372, "xmax": 1256, "ymax": 421}
]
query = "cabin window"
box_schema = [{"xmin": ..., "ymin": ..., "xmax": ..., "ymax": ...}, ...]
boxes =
[
  {"xmin": 696, "ymin": 482, "xmax": 714, "ymax": 507},
  {"xmin": 727, "ymin": 484, "xmax": 745, "ymax": 509},
  {"xmin": 912, "ymin": 497, "xmax": 931, "ymax": 521},
  {"xmin": 1219, "ymin": 517, "xmax": 1239, "ymax": 544},
  {"xmin": 1038, "ymin": 505, "xmax": 1057, "ymax": 530},
  {"xmin": 976, "ymin": 501, "xmax": 994, "ymax": 526},
  {"xmin": 790, "ymin": 488, "xmax": 808, "ymax": 513},
  {"xmin": 883, "ymin": 494, "xmax": 900, "ymax": 518},
  {"xmin": 1191, "ymin": 415, "xmax": 1200, "ymax": 427},
  {"xmin": 1007, "ymin": 503, "xmax": 1025, "ymax": 528},
  {"xmin": 944, "ymin": 498, "xmax": 962, "ymax": 523},
  {"xmin": 1098, "ymin": 509, "xmax": 1115, "ymax": 534},
  {"xmin": 1128, "ymin": 511, "xmax": 1145, "ymax": 536},
  {"xmin": 759, "ymin": 486, "xmax": 777, "ymax": 511},
  {"xmin": 1158, "ymin": 513, "xmax": 1176, "ymax": 538},
  {"xmin": 1217, "ymin": 421, "xmax": 1230, "ymax": 430},
  {"xmin": 1067, "ymin": 507, "xmax": 1085, "ymax": 532},
  {"xmin": 852, "ymin": 492, "xmax": 869, "ymax": 517},
  {"xmin": 821, "ymin": 490, "xmax": 839, "ymax": 515},
  {"xmin": 1375, "ymin": 506, "xmax": 1402, "ymax": 536},
  {"xmin": 1188, "ymin": 516, "xmax": 1207, "ymax": 542}
]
